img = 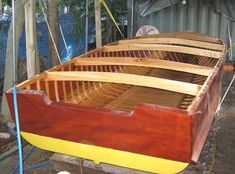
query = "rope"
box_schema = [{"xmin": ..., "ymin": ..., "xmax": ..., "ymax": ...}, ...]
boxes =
[
  {"xmin": 207, "ymin": 137, "xmax": 217, "ymax": 174},
  {"xmin": 226, "ymin": 41, "xmax": 235, "ymax": 55},
  {"xmin": 100, "ymin": 0, "xmax": 124, "ymax": 38},
  {"xmin": 217, "ymin": 41, "xmax": 235, "ymax": 111},
  {"xmin": 209, "ymin": 47, "xmax": 235, "ymax": 173},
  {"xmin": 219, "ymin": 73, "xmax": 235, "ymax": 107},
  {"xmin": 39, "ymin": 0, "xmax": 62, "ymax": 64},
  {"xmin": 59, "ymin": 24, "xmax": 69, "ymax": 54}
]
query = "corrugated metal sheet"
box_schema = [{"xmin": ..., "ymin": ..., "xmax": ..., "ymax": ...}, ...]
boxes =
[{"xmin": 128, "ymin": 0, "xmax": 235, "ymax": 59}]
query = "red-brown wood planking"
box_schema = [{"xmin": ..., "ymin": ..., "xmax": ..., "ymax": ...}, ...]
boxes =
[{"xmin": 7, "ymin": 91, "xmax": 192, "ymax": 162}]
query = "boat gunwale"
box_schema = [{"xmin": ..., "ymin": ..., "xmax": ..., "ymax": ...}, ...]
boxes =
[{"xmin": 187, "ymin": 41, "xmax": 226, "ymax": 112}]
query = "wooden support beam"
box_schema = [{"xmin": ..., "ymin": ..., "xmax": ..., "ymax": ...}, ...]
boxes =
[
  {"xmin": 117, "ymin": 38, "xmax": 224, "ymax": 51},
  {"xmin": 103, "ymin": 44, "xmax": 223, "ymax": 59},
  {"xmin": 74, "ymin": 57, "xmax": 213, "ymax": 76},
  {"xmin": 94, "ymin": 0, "xmax": 102, "ymax": 48},
  {"xmin": 45, "ymin": 71, "xmax": 201, "ymax": 96},
  {"xmin": 24, "ymin": 0, "xmax": 37, "ymax": 79},
  {"xmin": 0, "ymin": 0, "xmax": 2, "ymax": 15}
]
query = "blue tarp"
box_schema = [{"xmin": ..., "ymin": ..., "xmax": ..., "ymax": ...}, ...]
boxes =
[
  {"xmin": 0, "ymin": 19, "xmax": 9, "ymax": 76},
  {"xmin": 0, "ymin": 14, "xmax": 95, "ymax": 76}
]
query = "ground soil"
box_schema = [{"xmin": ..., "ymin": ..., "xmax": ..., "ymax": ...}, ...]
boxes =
[{"xmin": 0, "ymin": 122, "xmax": 16, "ymax": 155}]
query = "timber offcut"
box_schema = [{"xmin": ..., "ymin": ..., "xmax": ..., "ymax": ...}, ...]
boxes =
[{"xmin": 6, "ymin": 32, "xmax": 226, "ymax": 173}]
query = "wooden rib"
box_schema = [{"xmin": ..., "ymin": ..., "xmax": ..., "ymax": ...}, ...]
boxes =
[
  {"xmin": 26, "ymin": 85, "xmax": 30, "ymax": 90},
  {"xmin": 61, "ymin": 68, "xmax": 67, "ymax": 102},
  {"xmin": 103, "ymin": 44, "xmax": 222, "ymax": 59},
  {"xmin": 45, "ymin": 71, "xmax": 201, "ymax": 96},
  {"xmin": 54, "ymin": 81, "xmax": 59, "ymax": 102},
  {"xmin": 68, "ymin": 65, "xmax": 76, "ymax": 103},
  {"xmin": 81, "ymin": 66, "xmax": 88, "ymax": 98},
  {"xmin": 74, "ymin": 57, "xmax": 213, "ymax": 76},
  {"xmin": 36, "ymin": 80, "xmax": 41, "ymax": 90},
  {"xmin": 75, "ymin": 67, "xmax": 83, "ymax": 101},
  {"xmin": 45, "ymin": 81, "xmax": 50, "ymax": 99},
  {"xmin": 98, "ymin": 59, "xmax": 123, "ymax": 96},
  {"xmin": 17, "ymin": 74, "xmax": 44, "ymax": 89},
  {"xmin": 62, "ymin": 81, "xmax": 67, "ymax": 102},
  {"xmin": 117, "ymin": 38, "xmax": 224, "ymax": 51}
]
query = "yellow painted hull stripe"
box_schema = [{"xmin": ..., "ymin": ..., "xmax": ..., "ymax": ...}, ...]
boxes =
[{"xmin": 21, "ymin": 132, "xmax": 188, "ymax": 174}]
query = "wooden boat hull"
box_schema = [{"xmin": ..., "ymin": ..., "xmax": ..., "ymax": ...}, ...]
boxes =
[
  {"xmin": 7, "ymin": 90, "xmax": 190, "ymax": 173},
  {"xmin": 5, "ymin": 32, "xmax": 226, "ymax": 173},
  {"xmin": 6, "ymin": 66, "xmax": 221, "ymax": 172}
]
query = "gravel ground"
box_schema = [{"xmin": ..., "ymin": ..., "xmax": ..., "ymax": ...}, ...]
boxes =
[{"xmin": 0, "ymin": 122, "xmax": 16, "ymax": 155}]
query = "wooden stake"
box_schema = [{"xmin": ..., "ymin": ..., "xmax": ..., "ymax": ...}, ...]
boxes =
[
  {"xmin": 24, "ymin": 0, "xmax": 37, "ymax": 79},
  {"xmin": 0, "ymin": 0, "xmax": 2, "ymax": 15},
  {"xmin": 95, "ymin": 0, "xmax": 102, "ymax": 48}
]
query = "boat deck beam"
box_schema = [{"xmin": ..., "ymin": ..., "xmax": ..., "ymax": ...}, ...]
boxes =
[
  {"xmin": 103, "ymin": 44, "xmax": 223, "ymax": 59},
  {"xmin": 45, "ymin": 71, "xmax": 201, "ymax": 96},
  {"xmin": 74, "ymin": 57, "xmax": 213, "ymax": 76},
  {"xmin": 116, "ymin": 38, "xmax": 224, "ymax": 51}
]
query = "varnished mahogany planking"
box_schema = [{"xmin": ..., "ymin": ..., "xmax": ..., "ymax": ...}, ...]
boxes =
[
  {"xmin": 6, "ymin": 91, "xmax": 192, "ymax": 162},
  {"xmin": 190, "ymin": 64, "xmax": 223, "ymax": 163}
]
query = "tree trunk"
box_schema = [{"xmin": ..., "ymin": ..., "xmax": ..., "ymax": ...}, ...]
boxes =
[
  {"xmin": 24, "ymin": 0, "xmax": 40, "ymax": 79},
  {"xmin": 1, "ymin": 0, "xmax": 25, "ymax": 121},
  {"xmin": 0, "ymin": 0, "xmax": 2, "ymax": 15},
  {"xmin": 47, "ymin": 0, "xmax": 60, "ymax": 66}
]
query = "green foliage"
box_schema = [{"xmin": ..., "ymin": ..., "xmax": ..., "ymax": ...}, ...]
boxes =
[
  {"xmin": 2, "ymin": 0, "xmax": 11, "ymax": 6},
  {"xmin": 53, "ymin": 0, "xmax": 127, "ymax": 41},
  {"xmin": 101, "ymin": 0, "xmax": 127, "ymax": 42},
  {"xmin": 59, "ymin": 0, "xmax": 95, "ymax": 36}
]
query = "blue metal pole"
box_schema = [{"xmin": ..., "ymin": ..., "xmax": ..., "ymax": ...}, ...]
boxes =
[
  {"xmin": 12, "ymin": 0, "xmax": 23, "ymax": 173},
  {"xmin": 12, "ymin": 146, "xmax": 35, "ymax": 174},
  {"xmin": 23, "ymin": 161, "xmax": 49, "ymax": 172},
  {"xmin": 13, "ymin": 87, "xmax": 23, "ymax": 174}
]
